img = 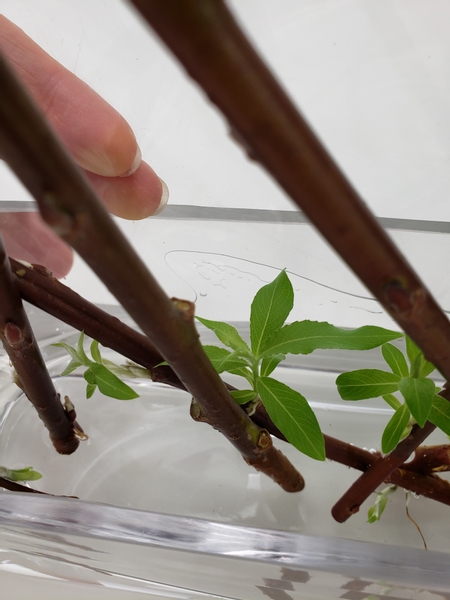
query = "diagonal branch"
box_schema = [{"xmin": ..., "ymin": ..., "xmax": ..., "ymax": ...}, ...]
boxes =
[
  {"xmin": 129, "ymin": 0, "xmax": 450, "ymax": 519},
  {"xmin": 0, "ymin": 51, "xmax": 303, "ymax": 493},
  {"xmin": 0, "ymin": 237, "xmax": 79, "ymax": 454}
]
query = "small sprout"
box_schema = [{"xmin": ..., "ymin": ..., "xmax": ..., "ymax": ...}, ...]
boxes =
[
  {"xmin": 54, "ymin": 331, "xmax": 139, "ymax": 400},
  {"xmin": 367, "ymin": 485, "xmax": 397, "ymax": 523},
  {"xmin": 197, "ymin": 271, "xmax": 401, "ymax": 463},
  {"xmin": 0, "ymin": 465, "xmax": 42, "ymax": 482}
]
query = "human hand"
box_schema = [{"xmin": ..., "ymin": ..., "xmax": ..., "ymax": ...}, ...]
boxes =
[{"xmin": 0, "ymin": 16, "xmax": 168, "ymax": 278}]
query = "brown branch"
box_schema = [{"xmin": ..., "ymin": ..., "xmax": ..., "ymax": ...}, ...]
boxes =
[
  {"xmin": 0, "ymin": 478, "xmax": 78, "ymax": 498},
  {"xmin": 0, "ymin": 51, "xmax": 303, "ymax": 493},
  {"xmin": 0, "ymin": 237, "xmax": 79, "ymax": 454},
  {"xmin": 399, "ymin": 445, "xmax": 450, "ymax": 475},
  {"xmin": 330, "ymin": 384, "xmax": 450, "ymax": 522},
  {"xmin": 252, "ymin": 402, "xmax": 450, "ymax": 506},
  {"xmin": 11, "ymin": 258, "xmax": 184, "ymax": 390},
  {"xmin": 129, "ymin": 0, "xmax": 450, "ymax": 519},
  {"xmin": 0, "ymin": 478, "xmax": 47, "ymax": 494}
]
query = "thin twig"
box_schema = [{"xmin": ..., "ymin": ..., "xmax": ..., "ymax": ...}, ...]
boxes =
[
  {"xmin": 331, "ymin": 388, "xmax": 450, "ymax": 522},
  {"xmin": 0, "ymin": 478, "xmax": 46, "ymax": 494},
  {"xmin": 0, "ymin": 51, "xmax": 303, "ymax": 493},
  {"xmin": 252, "ymin": 402, "xmax": 450, "ymax": 507},
  {"xmin": 0, "ymin": 237, "xmax": 79, "ymax": 454}
]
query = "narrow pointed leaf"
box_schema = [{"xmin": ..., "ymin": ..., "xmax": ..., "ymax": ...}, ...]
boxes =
[
  {"xmin": 419, "ymin": 357, "xmax": 436, "ymax": 378},
  {"xmin": 260, "ymin": 354, "xmax": 286, "ymax": 377},
  {"xmin": 381, "ymin": 343, "xmax": 409, "ymax": 378},
  {"xmin": 53, "ymin": 342, "xmax": 83, "ymax": 364},
  {"xmin": 405, "ymin": 336, "xmax": 434, "ymax": 378},
  {"xmin": 429, "ymin": 395, "xmax": 450, "ymax": 436},
  {"xmin": 89, "ymin": 362, "xmax": 139, "ymax": 400},
  {"xmin": 250, "ymin": 270, "xmax": 294, "ymax": 356},
  {"xmin": 337, "ymin": 369, "xmax": 401, "ymax": 400},
  {"xmin": 367, "ymin": 485, "xmax": 397, "ymax": 523},
  {"xmin": 382, "ymin": 393, "xmax": 402, "ymax": 410},
  {"xmin": 405, "ymin": 336, "xmax": 421, "ymax": 370},
  {"xmin": 60, "ymin": 358, "xmax": 84, "ymax": 377},
  {"xmin": 381, "ymin": 404, "xmax": 411, "ymax": 454},
  {"xmin": 77, "ymin": 331, "xmax": 91, "ymax": 365},
  {"xmin": 196, "ymin": 317, "xmax": 249, "ymax": 351},
  {"xmin": 230, "ymin": 389, "xmax": 257, "ymax": 405},
  {"xmin": 256, "ymin": 376, "xmax": 325, "ymax": 460},
  {"xmin": 398, "ymin": 377, "xmax": 435, "ymax": 427},
  {"xmin": 261, "ymin": 321, "xmax": 402, "ymax": 357},
  {"xmin": 90, "ymin": 339, "xmax": 103, "ymax": 364}
]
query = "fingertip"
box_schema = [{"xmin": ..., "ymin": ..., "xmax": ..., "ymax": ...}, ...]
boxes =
[
  {"xmin": 0, "ymin": 212, "xmax": 74, "ymax": 279},
  {"xmin": 85, "ymin": 161, "xmax": 169, "ymax": 220}
]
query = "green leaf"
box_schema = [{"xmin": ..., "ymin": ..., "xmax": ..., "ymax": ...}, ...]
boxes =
[
  {"xmin": 60, "ymin": 358, "xmax": 84, "ymax": 377},
  {"xmin": 429, "ymin": 395, "xmax": 450, "ymax": 436},
  {"xmin": 84, "ymin": 368, "xmax": 96, "ymax": 385},
  {"xmin": 89, "ymin": 362, "xmax": 139, "ymax": 400},
  {"xmin": 382, "ymin": 393, "xmax": 402, "ymax": 411},
  {"xmin": 86, "ymin": 383, "xmax": 97, "ymax": 399},
  {"xmin": 202, "ymin": 345, "xmax": 231, "ymax": 371},
  {"xmin": 405, "ymin": 337, "xmax": 436, "ymax": 378},
  {"xmin": 1, "ymin": 466, "xmax": 43, "ymax": 482},
  {"xmin": 196, "ymin": 317, "xmax": 249, "ymax": 352},
  {"xmin": 256, "ymin": 376, "xmax": 325, "ymax": 460},
  {"xmin": 230, "ymin": 389, "xmax": 257, "ymax": 405},
  {"xmin": 398, "ymin": 377, "xmax": 435, "ymax": 427},
  {"xmin": 381, "ymin": 343, "xmax": 409, "ymax": 378},
  {"xmin": 202, "ymin": 345, "xmax": 251, "ymax": 376},
  {"xmin": 381, "ymin": 404, "xmax": 411, "ymax": 454},
  {"xmin": 250, "ymin": 270, "xmax": 294, "ymax": 357},
  {"xmin": 220, "ymin": 352, "xmax": 252, "ymax": 373},
  {"xmin": 90, "ymin": 339, "xmax": 103, "ymax": 364},
  {"xmin": 53, "ymin": 342, "xmax": 83, "ymax": 364},
  {"xmin": 419, "ymin": 357, "xmax": 436, "ymax": 378},
  {"xmin": 261, "ymin": 321, "xmax": 403, "ymax": 357},
  {"xmin": 367, "ymin": 485, "xmax": 397, "ymax": 523},
  {"xmin": 77, "ymin": 331, "xmax": 91, "ymax": 365},
  {"xmin": 405, "ymin": 336, "xmax": 421, "ymax": 370},
  {"xmin": 337, "ymin": 369, "xmax": 401, "ymax": 400},
  {"xmin": 260, "ymin": 354, "xmax": 285, "ymax": 377},
  {"xmin": 84, "ymin": 369, "xmax": 98, "ymax": 399}
]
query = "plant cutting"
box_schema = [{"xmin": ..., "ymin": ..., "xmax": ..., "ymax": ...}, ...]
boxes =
[{"xmin": 1, "ymin": 0, "xmax": 450, "ymax": 546}]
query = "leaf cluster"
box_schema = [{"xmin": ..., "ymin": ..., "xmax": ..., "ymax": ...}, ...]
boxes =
[
  {"xmin": 336, "ymin": 337, "xmax": 449, "ymax": 454},
  {"xmin": 54, "ymin": 332, "xmax": 139, "ymax": 400},
  {"xmin": 198, "ymin": 270, "xmax": 402, "ymax": 461}
]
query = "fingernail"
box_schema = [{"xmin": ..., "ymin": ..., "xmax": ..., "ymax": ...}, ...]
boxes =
[
  {"xmin": 153, "ymin": 178, "xmax": 169, "ymax": 215},
  {"xmin": 120, "ymin": 144, "xmax": 142, "ymax": 177}
]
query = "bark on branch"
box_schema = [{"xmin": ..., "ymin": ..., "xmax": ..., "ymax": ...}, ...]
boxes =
[{"xmin": 0, "ymin": 238, "xmax": 79, "ymax": 454}]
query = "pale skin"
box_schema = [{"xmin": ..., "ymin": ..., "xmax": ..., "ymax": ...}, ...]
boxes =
[{"xmin": 0, "ymin": 15, "xmax": 168, "ymax": 278}]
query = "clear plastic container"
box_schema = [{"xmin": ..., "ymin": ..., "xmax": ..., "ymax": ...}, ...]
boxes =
[{"xmin": 1, "ymin": 1, "xmax": 450, "ymax": 598}]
